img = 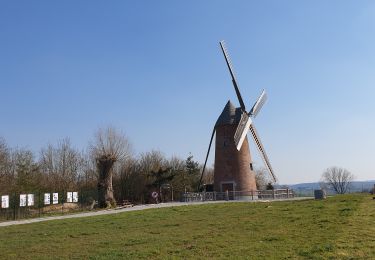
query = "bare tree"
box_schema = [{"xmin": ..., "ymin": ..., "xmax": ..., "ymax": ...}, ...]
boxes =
[
  {"xmin": 0, "ymin": 137, "xmax": 13, "ymax": 192},
  {"xmin": 321, "ymin": 166, "xmax": 354, "ymax": 194},
  {"xmin": 254, "ymin": 167, "xmax": 271, "ymax": 190},
  {"xmin": 91, "ymin": 127, "xmax": 132, "ymax": 208},
  {"xmin": 0, "ymin": 137, "xmax": 10, "ymax": 181},
  {"xmin": 13, "ymin": 148, "xmax": 40, "ymax": 192},
  {"xmin": 201, "ymin": 166, "xmax": 214, "ymax": 185},
  {"xmin": 39, "ymin": 138, "xmax": 85, "ymax": 191}
]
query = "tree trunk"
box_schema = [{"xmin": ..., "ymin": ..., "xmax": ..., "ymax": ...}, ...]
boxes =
[{"xmin": 97, "ymin": 156, "xmax": 116, "ymax": 208}]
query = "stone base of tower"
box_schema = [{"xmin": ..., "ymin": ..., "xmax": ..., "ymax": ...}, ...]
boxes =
[{"xmin": 236, "ymin": 195, "xmax": 259, "ymax": 201}]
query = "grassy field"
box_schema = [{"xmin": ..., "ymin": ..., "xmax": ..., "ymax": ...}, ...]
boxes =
[{"xmin": 0, "ymin": 194, "xmax": 374, "ymax": 259}]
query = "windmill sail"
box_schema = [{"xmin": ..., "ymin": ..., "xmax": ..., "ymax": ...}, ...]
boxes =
[
  {"xmin": 249, "ymin": 124, "xmax": 277, "ymax": 182},
  {"xmin": 219, "ymin": 41, "xmax": 246, "ymax": 111},
  {"xmin": 249, "ymin": 89, "xmax": 267, "ymax": 118},
  {"xmin": 234, "ymin": 112, "xmax": 252, "ymax": 151}
]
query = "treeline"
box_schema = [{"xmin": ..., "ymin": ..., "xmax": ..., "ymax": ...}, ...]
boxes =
[{"xmin": 0, "ymin": 135, "xmax": 213, "ymax": 204}]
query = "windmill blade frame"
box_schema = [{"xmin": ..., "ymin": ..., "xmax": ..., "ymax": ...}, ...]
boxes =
[
  {"xmin": 219, "ymin": 41, "xmax": 246, "ymax": 111},
  {"xmin": 249, "ymin": 89, "xmax": 267, "ymax": 118},
  {"xmin": 249, "ymin": 124, "xmax": 277, "ymax": 183},
  {"xmin": 234, "ymin": 112, "xmax": 252, "ymax": 151}
]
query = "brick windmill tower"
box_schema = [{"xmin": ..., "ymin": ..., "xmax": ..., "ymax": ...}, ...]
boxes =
[{"xmin": 198, "ymin": 41, "xmax": 277, "ymax": 195}]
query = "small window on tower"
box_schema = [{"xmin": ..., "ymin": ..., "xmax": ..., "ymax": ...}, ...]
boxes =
[{"xmin": 250, "ymin": 163, "xmax": 253, "ymax": 171}]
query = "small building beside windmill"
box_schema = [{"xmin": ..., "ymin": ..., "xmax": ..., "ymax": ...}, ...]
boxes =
[{"xmin": 213, "ymin": 100, "xmax": 257, "ymax": 195}]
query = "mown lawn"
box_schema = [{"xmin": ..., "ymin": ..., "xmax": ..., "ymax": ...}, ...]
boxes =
[{"xmin": 0, "ymin": 194, "xmax": 374, "ymax": 259}]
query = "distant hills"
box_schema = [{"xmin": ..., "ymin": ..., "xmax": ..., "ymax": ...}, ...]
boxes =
[{"xmin": 279, "ymin": 180, "xmax": 375, "ymax": 196}]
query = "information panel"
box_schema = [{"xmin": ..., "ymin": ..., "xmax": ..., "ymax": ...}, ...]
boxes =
[
  {"xmin": 27, "ymin": 194, "xmax": 34, "ymax": 206},
  {"xmin": 52, "ymin": 193, "xmax": 58, "ymax": 204},
  {"xmin": 73, "ymin": 192, "xmax": 78, "ymax": 203},
  {"xmin": 44, "ymin": 193, "xmax": 51, "ymax": 205},
  {"xmin": 67, "ymin": 192, "xmax": 73, "ymax": 203},
  {"xmin": 1, "ymin": 195, "xmax": 9, "ymax": 208},
  {"xmin": 20, "ymin": 194, "xmax": 27, "ymax": 207},
  {"xmin": 67, "ymin": 192, "xmax": 78, "ymax": 203}
]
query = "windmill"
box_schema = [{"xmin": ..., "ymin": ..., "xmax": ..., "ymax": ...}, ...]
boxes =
[{"xmin": 198, "ymin": 41, "xmax": 276, "ymax": 195}]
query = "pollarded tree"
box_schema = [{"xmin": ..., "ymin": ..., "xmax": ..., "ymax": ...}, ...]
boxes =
[
  {"xmin": 91, "ymin": 127, "xmax": 132, "ymax": 208},
  {"xmin": 321, "ymin": 166, "xmax": 354, "ymax": 194}
]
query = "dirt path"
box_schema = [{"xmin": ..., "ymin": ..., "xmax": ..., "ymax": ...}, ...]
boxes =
[{"xmin": 0, "ymin": 197, "xmax": 311, "ymax": 227}]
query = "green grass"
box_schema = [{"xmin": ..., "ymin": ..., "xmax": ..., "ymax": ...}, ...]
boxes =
[{"xmin": 0, "ymin": 194, "xmax": 374, "ymax": 259}]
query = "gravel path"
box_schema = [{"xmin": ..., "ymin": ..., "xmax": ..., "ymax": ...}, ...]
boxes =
[{"xmin": 0, "ymin": 197, "xmax": 311, "ymax": 227}]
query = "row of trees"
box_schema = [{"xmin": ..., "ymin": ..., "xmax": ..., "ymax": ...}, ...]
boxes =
[
  {"xmin": 0, "ymin": 128, "xmax": 215, "ymax": 207},
  {"xmin": 1, "ymin": 127, "xmax": 357, "ymax": 208},
  {"xmin": 0, "ymin": 137, "xmax": 95, "ymax": 194}
]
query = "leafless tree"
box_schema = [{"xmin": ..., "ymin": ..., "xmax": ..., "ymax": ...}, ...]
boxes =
[
  {"xmin": 12, "ymin": 148, "xmax": 40, "ymax": 192},
  {"xmin": 39, "ymin": 138, "xmax": 84, "ymax": 191},
  {"xmin": 201, "ymin": 166, "xmax": 214, "ymax": 185},
  {"xmin": 254, "ymin": 167, "xmax": 271, "ymax": 190},
  {"xmin": 138, "ymin": 150, "xmax": 165, "ymax": 175},
  {"xmin": 321, "ymin": 166, "xmax": 354, "ymax": 194},
  {"xmin": 0, "ymin": 138, "xmax": 13, "ymax": 192},
  {"xmin": 91, "ymin": 127, "xmax": 132, "ymax": 208},
  {"xmin": 0, "ymin": 138, "xmax": 9, "ymax": 181}
]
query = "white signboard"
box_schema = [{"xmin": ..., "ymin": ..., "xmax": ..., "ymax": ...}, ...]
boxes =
[
  {"xmin": 27, "ymin": 194, "xmax": 34, "ymax": 206},
  {"xmin": 20, "ymin": 194, "xmax": 27, "ymax": 207},
  {"xmin": 67, "ymin": 192, "xmax": 78, "ymax": 203},
  {"xmin": 73, "ymin": 192, "xmax": 78, "ymax": 203},
  {"xmin": 67, "ymin": 192, "xmax": 73, "ymax": 203},
  {"xmin": 52, "ymin": 193, "xmax": 58, "ymax": 204},
  {"xmin": 44, "ymin": 193, "xmax": 51, "ymax": 205},
  {"xmin": 1, "ymin": 195, "xmax": 9, "ymax": 208}
]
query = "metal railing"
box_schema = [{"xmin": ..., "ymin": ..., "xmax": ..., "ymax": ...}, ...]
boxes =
[{"xmin": 183, "ymin": 189, "xmax": 295, "ymax": 202}]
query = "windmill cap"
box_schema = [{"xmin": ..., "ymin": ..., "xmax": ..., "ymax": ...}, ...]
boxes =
[{"xmin": 215, "ymin": 100, "xmax": 242, "ymax": 127}]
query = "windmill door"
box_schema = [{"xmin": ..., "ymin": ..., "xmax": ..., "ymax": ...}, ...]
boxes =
[{"xmin": 221, "ymin": 183, "xmax": 234, "ymax": 200}]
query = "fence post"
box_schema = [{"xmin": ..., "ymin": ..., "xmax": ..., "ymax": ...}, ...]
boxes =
[{"xmin": 273, "ymin": 190, "xmax": 275, "ymax": 199}]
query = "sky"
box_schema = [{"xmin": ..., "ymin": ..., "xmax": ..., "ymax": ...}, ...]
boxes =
[{"xmin": 1, "ymin": 1, "xmax": 375, "ymax": 184}]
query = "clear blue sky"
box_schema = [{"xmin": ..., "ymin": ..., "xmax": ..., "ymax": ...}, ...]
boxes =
[{"xmin": 1, "ymin": 1, "xmax": 374, "ymax": 184}]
